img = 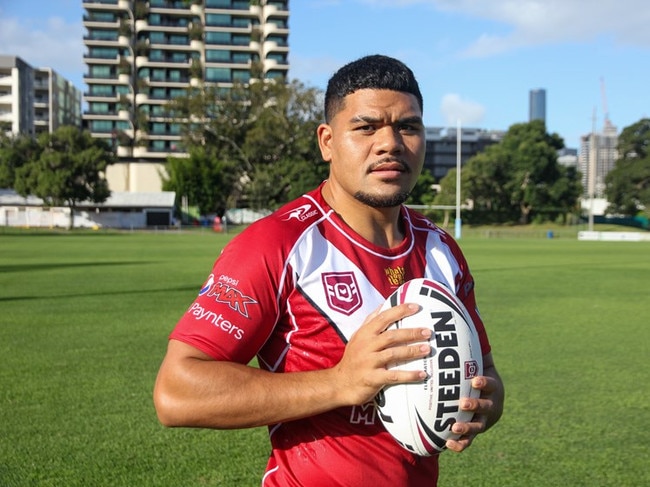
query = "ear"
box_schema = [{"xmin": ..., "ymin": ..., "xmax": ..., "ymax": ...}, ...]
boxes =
[{"xmin": 317, "ymin": 123, "xmax": 333, "ymax": 162}]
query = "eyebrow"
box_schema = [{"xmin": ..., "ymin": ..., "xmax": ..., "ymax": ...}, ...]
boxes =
[{"xmin": 349, "ymin": 115, "xmax": 424, "ymax": 125}]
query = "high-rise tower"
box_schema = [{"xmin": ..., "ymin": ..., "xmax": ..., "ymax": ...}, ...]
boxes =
[
  {"xmin": 529, "ymin": 88, "xmax": 546, "ymax": 123},
  {"xmin": 82, "ymin": 0, "xmax": 290, "ymax": 192}
]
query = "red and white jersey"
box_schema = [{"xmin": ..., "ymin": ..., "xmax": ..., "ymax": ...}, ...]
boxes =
[{"xmin": 170, "ymin": 183, "xmax": 491, "ymax": 487}]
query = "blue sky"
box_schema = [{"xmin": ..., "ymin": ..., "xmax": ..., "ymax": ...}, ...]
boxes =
[{"xmin": 1, "ymin": 0, "xmax": 649, "ymax": 149}]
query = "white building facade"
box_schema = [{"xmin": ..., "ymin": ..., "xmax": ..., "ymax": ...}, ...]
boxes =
[
  {"xmin": 0, "ymin": 56, "xmax": 35, "ymax": 136},
  {"xmin": 0, "ymin": 56, "xmax": 82, "ymax": 137},
  {"xmin": 579, "ymin": 123, "xmax": 619, "ymax": 199}
]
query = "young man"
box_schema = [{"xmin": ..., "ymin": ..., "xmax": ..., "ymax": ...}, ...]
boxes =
[{"xmin": 154, "ymin": 54, "xmax": 504, "ymax": 486}]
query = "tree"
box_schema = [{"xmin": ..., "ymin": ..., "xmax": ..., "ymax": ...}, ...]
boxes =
[
  {"xmin": 431, "ymin": 168, "xmax": 461, "ymax": 227},
  {"xmin": 605, "ymin": 118, "xmax": 650, "ymax": 217},
  {"xmin": 163, "ymin": 78, "xmax": 326, "ymax": 212},
  {"xmin": 163, "ymin": 146, "xmax": 235, "ymax": 217},
  {"xmin": 14, "ymin": 126, "xmax": 114, "ymax": 229},
  {"xmin": 406, "ymin": 168, "xmax": 437, "ymax": 206},
  {"xmin": 456, "ymin": 120, "xmax": 580, "ymax": 224},
  {"xmin": 0, "ymin": 132, "xmax": 42, "ymax": 188}
]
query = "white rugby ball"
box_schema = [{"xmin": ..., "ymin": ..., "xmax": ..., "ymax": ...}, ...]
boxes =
[{"xmin": 375, "ymin": 278, "xmax": 483, "ymax": 456}]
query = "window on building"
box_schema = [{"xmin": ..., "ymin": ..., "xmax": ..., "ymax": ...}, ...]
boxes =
[
  {"xmin": 149, "ymin": 49, "xmax": 165, "ymax": 61},
  {"xmin": 151, "ymin": 140, "xmax": 166, "ymax": 151},
  {"xmin": 88, "ymin": 29, "xmax": 118, "ymax": 41},
  {"xmin": 89, "ymin": 85, "xmax": 114, "ymax": 96},
  {"xmin": 206, "ymin": 49, "xmax": 230, "ymax": 62},
  {"xmin": 267, "ymin": 53, "xmax": 287, "ymax": 64},
  {"xmin": 232, "ymin": 52, "xmax": 251, "ymax": 64},
  {"xmin": 206, "ymin": 67, "xmax": 231, "ymax": 82},
  {"xmin": 232, "ymin": 17, "xmax": 249, "ymax": 28},
  {"xmin": 265, "ymin": 70, "xmax": 285, "ymax": 81},
  {"xmin": 266, "ymin": 35, "xmax": 287, "ymax": 46},
  {"xmin": 206, "ymin": 0, "xmax": 233, "ymax": 7},
  {"xmin": 232, "ymin": 70, "xmax": 250, "ymax": 82},
  {"xmin": 88, "ymin": 47, "xmax": 119, "ymax": 59},
  {"xmin": 205, "ymin": 31, "xmax": 231, "ymax": 45},
  {"xmin": 89, "ymin": 102, "xmax": 111, "ymax": 114},
  {"xmin": 169, "ymin": 35, "xmax": 189, "ymax": 45},
  {"xmin": 149, "ymin": 32, "xmax": 166, "ymax": 43},
  {"xmin": 90, "ymin": 120, "xmax": 113, "ymax": 133},
  {"xmin": 169, "ymin": 88, "xmax": 186, "ymax": 98},
  {"xmin": 206, "ymin": 14, "xmax": 231, "ymax": 26},
  {"xmin": 232, "ymin": 34, "xmax": 250, "ymax": 45},
  {"xmin": 89, "ymin": 65, "xmax": 113, "ymax": 79}
]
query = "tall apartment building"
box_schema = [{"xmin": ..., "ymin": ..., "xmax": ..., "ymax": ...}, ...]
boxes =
[
  {"xmin": 34, "ymin": 68, "xmax": 83, "ymax": 136},
  {"xmin": 579, "ymin": 122, "xmax": 618, "ymax": 199},
  {"xmin": 82, "ymin": 0, "xmax": 289, "ymax": 193},
  {"xmin": 0, "ymin": 56, "xmax": 35, "ymax": 136},
  {"xmin": 0, "ymin": 55, "xmax": 81, "ymax": 137}
]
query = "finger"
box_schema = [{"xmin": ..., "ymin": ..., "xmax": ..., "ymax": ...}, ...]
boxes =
[
  {"xmin": 471, "ymin": 375, "xmax": 496, "ymax": 392},
  {"xmin": 372, "ymin": 302, "xmax": 421, "ymax": 334},
  {"xmin": 459, "ymin": 397, "xmax": 494, "ymax": 414},
  {"xmin": 382, "ymin": 366, "xmax": 429, "ymax": 385},
  {"xmin": 379, "ymin": 340, "xmax": 431, "ymax": 368},
  {"xmin": 452, "ymin": 418, "xmax": 486, "ymax": 437},
  {"xmin": 446, "ymin": 435, "xmax": 475, "ymax": 453}
]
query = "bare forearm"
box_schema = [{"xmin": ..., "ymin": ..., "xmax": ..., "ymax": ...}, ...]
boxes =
[
  {"xmin": 153, "ymin": 343, "xmax": 344, "ymax": 429},
  {"xmin": 154, "ymin": 305, "xmax": 433, "ymax": 429}
]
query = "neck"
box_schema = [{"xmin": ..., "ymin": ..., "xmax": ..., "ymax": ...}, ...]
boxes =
[{"xmin": 321, "ymin": 182, "xmax": 405, "ymax": 248}]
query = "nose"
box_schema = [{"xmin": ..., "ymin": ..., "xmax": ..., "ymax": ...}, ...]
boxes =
[{"xmin": 375, "ymin": 126, "xmax": 404, "ymax": 154}]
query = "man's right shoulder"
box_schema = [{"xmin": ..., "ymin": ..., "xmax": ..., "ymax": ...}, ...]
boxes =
[{"xmin": 236, "ymin": 190, "xmax": 328, "ymax": 242}]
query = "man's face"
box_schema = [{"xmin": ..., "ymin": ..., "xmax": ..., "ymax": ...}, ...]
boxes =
[{"xmin": 318, "ymin": 88, "xmax": 425, "ymax": 208}]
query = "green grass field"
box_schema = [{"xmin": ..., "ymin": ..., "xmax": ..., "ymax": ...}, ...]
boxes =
[{"xmin": 1, "ymin": 227, "xmax": 648, "ymax": 486}]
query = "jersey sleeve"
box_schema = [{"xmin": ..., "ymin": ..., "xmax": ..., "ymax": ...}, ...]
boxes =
[{"xmin": 169, "ymin": 222, "xmax": 285, "ymax": 364}]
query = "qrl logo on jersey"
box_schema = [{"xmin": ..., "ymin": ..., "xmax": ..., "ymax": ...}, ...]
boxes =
[{"xmin": 322, "ymin": 272, "xmax": 362, "ymax": 316}]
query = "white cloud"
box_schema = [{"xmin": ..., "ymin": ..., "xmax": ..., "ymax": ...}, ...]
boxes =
[
  {"xmin": 431, "ymin": 0, "xmax": 650, "ymax": 56},
  {"xmin": 357, "ymin": 0, "xmax": 650, "ymax": 56},
  {"xmin": 440, "ymin": 93, "xmax": 485, "ymax": 126},
  {"xmin": 0, "ymin": 12, "xmax": 84, "ymax": 86}
]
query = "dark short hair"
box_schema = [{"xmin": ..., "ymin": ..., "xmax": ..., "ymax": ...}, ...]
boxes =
[{"xmin": 324, "ymin": 54, "xmax": 423, "ymax": 122}]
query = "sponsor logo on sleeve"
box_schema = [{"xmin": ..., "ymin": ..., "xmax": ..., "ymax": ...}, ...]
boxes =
[
  {"xmin": 188, "ymin": 302, "xmax": 245, "ymax": 340},
  {"xmin": 322, "ymin": 272, "xmax": 362, "ymax": 315},
  {"xmin": 198, "ymin": 274, "xmax": 257, "ymax": 318},
  {"xmin": 281, "ymin": 204, "xmax": 318, "ymax": 222}
]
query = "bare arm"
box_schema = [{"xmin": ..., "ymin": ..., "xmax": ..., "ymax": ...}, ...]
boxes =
[
  {"xmin": 445, "ymin": 351, "xmax": 505, "ymax": 452},
  {"xmin": 153, "ymin": 303, "xmax": 432, "ymax": 429}
]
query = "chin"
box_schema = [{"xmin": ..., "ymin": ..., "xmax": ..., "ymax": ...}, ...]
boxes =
[{"xmin": 354, "ymin": 190, "xmax": 409, "ymax": 208}]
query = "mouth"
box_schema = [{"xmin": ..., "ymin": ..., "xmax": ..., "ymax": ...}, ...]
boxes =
[{"xmin": 368, "ymin": 159, "xmax": 410, "ymax": 178}]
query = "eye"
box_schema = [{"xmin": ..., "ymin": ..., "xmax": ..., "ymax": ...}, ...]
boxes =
[
  {"xmin": 398, "ymin": 123, "xmax": 420, "ymax": 134},
  {"xmin": 356, "ymin": 124, "xmax": 376, "ymax": 133}
]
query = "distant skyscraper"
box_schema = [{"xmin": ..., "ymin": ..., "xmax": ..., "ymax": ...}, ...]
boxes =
[{"xmin": 529, "ymin": 89, "xmax": 546, "ymax": 122}]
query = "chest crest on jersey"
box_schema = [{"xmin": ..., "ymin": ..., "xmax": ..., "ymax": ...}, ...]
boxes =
[{"xmin": 321, "ymin": 272, "xmax": 362, "ymax": 316}]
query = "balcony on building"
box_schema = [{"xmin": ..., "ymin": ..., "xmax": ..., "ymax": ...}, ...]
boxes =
[{"xmin": 82, "ymin": 0, "xmax": 120, "ymax": 10}]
